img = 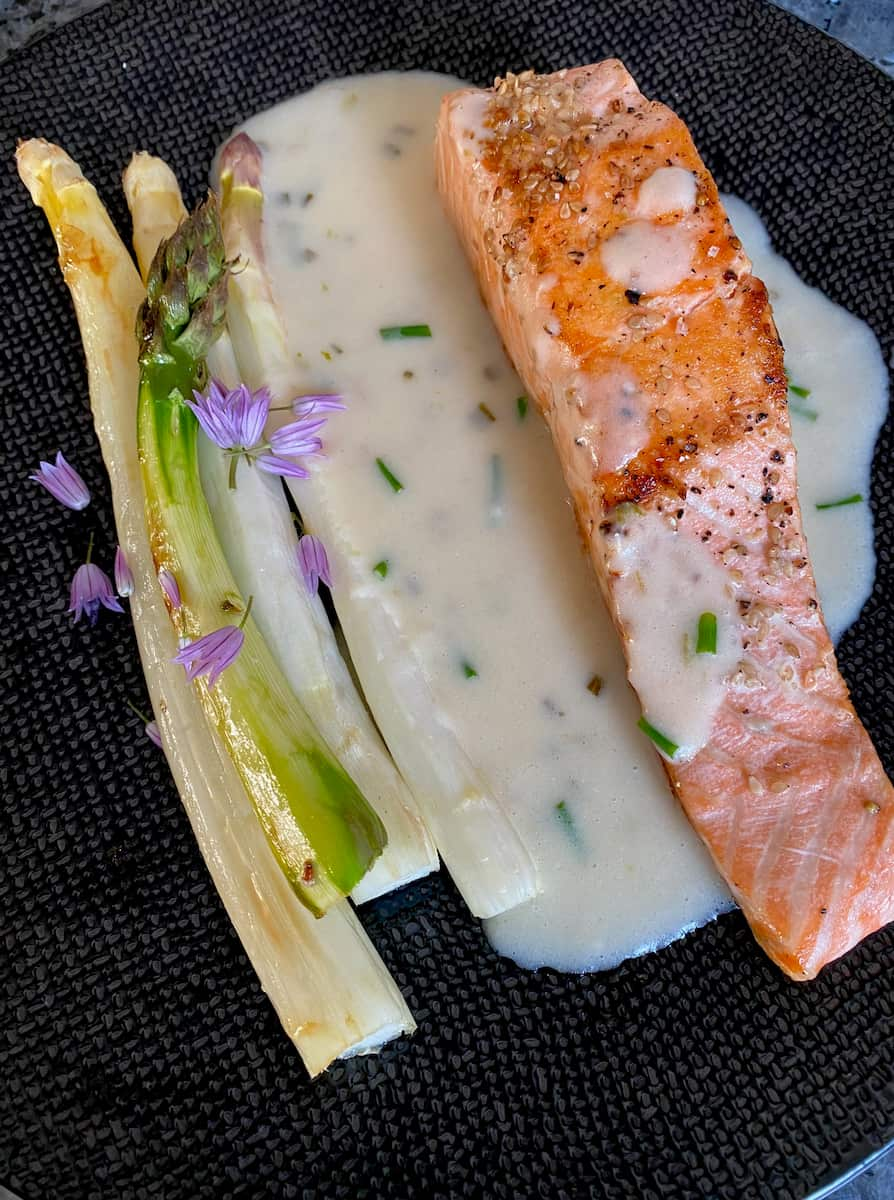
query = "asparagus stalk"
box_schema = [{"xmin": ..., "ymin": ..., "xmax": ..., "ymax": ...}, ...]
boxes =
[
  {"xmin": 123, "ymin": 153, "xmax": 438, "ymax": 902},
  {"xmin": 135, "ymin": 188, "xmax": 388, "ymax": 914},
  {"xmin": 17, "ymin": 139, "xmax": 415, "ymax": 1073},
  {"xmin": 217, "ymin": 134, "xmax": 539, "ymax": 919}
]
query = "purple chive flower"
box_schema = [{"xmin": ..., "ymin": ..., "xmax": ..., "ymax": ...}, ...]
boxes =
[
  {"xmin": 293, "ymin": 394, "xmax": 346, "ymax": 418},
  {"xmin": 174, "ymin": 595, "xmax": 253, "ymax": 687},
  {"xmin": 187, "ymin": 380, "xmax": 270, "ymax": 450},
  {"xmin": 187, "ymin": 380, "xmax": 338, "ymax": 485},
  {"xmin": 255, "ymin": 454, "xmax": 311, "ymax": 479},
  {"xmin": 174, "ymin": 625, "xmax": 244, "ymax": 687},
  {"xmin": 187, "ymin": 380, "xmax": 270, "ymax": 448},
  {"xmin": 30, "ymin": 451, "xmax": 91, "ymax": 510},
  {"xmin": 68, "ymin": 536, "xmax": 124, "ymax": 625},
  {"xmin": 268, "ymin": 425, "xmax": 324, "ymax": 458},
  {"xmin": 297, "ymin": 534, "xmax": 332, "ymax": 596},
  {"xmin": 114, "ymin": 545, "xmax": 134, "ymax": 597},
  {"xmin": 158, "ymin": 567, "xmax": 181, "ymax": 610}
]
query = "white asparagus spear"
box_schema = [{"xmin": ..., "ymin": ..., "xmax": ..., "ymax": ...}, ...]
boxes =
[
  {"xmin": 19, "ymin": 138, "xmax": 415, "ymax": 1075},
  {"xmin": 216, "ymin": 133, "xmax": 539, "ymax": 919}
]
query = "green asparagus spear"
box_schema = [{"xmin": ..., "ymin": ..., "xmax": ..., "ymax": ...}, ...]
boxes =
[{"xmin": 136, "ymin": 196, "xmax": 386, "ymax": 914}]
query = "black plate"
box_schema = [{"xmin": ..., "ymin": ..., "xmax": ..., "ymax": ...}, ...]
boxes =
[{"xmin": 2, "ymin": 1, "xmax": 892, "ymax": 1197}]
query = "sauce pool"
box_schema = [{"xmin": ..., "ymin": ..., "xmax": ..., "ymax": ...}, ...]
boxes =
[{"xmin": 235, "ymin": 72, "xmax": 888, "ymax": 972}]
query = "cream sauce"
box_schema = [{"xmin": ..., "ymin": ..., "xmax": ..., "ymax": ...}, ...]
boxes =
[
  {"xmin": 607, "ymin": 510, "xmax": 742, "ymax": 760},
  {"xmin": 238, "ymin": 72, "xmax": 886, "ymax": 972},
  {"xmin": 636, "ymin": 166, "xmax": 697, "ymax": 217},
  {"xmin": 600, "ymin": 219, "xmax": 695, "ymax": 293}
]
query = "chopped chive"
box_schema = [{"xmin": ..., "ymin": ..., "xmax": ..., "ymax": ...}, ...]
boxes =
[
  {"xmin": 376, "ymin": 457, "xmax": 404, "ymax": 493},
  {"xmin": 555, "ymin": 800, "xmax": 579, "ymax": 846},
  {"xmin": 696, "ymin": 612, "xmax": 718, "ymax": 655},
  {"xmin": 379, "ymin": 324, "xmax": 432, "ymax": 340},
  {"xmin": 784, "ymin": 367, "xmax": 811, "ymax": 399},
  {"xmin": 462, "ymin": 660, "xmax": 478, "ymax": 679},
  {"xmin": 373, "ymin": 559, "xmax": 389, "ymax": 579},
  {"xmin": 124, "ymin": 698, "xmax": 153, "ymax": 724},
  {"xmin": 516, "ymin": 395, "xmax": 528, "ymax": 420},
  {"xmin": 586, "ymin": 673, "xmax": 603, "ymax": 696},
  {"xmin": 788, "ymin": 400, "xmax": 819, "ymax": 421},
  {"xmin": 321, "ymin": 349, "xmax": 332, "ymax": 361},
  {"xmin": 785, "ymin": 369, "xmax": 817, "ymax": 414},
  {"xmin": 637, "ymin": 716, "xmax": 679, "ymax": 759},
  {"xmin": 478, "ymin": 402, "xmax": 496, "ymax": 422},
  {"xmin": 816, "ymin": 493, "xmax": 863, "ymax": 510},
  {"xmin": 782, "ymin": 367, "xmax": 811, "ymax": 400}
]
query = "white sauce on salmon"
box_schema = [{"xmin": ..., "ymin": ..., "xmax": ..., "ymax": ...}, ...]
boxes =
[
  {"xmin": 600, "ymin": 220, "xmax": 695, "ymax": 293},
  {"xmin": 636, "ymin": 166, "xmax": 697, "ymax": 217},
  {"xmin": 607, "ymin": 511, "xmax": 742, "ymax": 760},
  {"xmin": 237, "ymin": 72, "xmax": 887, "ymax": 972}
]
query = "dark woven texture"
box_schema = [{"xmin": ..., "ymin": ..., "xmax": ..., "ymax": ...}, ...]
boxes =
[{"xmin": 1, "ymin": 1, "xmax": 892, "ymax": 1197}]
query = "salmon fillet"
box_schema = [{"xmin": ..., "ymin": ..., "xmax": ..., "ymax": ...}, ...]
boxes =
[{"xmin": 436, "ymin": 61, "xmax": 894, "ymax": 980}]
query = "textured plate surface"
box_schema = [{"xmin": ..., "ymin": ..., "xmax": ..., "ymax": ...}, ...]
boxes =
[{"xmin": 1, "ymin": 1, "xmax": 892, "ymax": 1197}]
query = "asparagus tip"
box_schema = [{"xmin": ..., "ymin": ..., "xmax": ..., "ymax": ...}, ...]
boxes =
[{"xmin": 219, "ymin": 131, "xmax": 263, "ymax": 190}]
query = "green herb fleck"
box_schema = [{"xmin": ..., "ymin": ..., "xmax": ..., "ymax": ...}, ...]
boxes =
[
  {"xmin": 379, "ymin": 324, "xmax": 432, "ymax": 340},
  {"xmin": 124, "ymin": 698, "xmax": 153, "ymax": 724},
  {"xmin": 462, "ymin": 660, "xmax": 478, "ymax": 679},
  {"xmin": 696, "ymin": 612, "xmax": 718, "ymax": 655},
  {"xmin": 637, "ymin": 716, "xmax": 679, "ymax": 759},
  {"xmin": 478, "ymin": 402, "xmax": 496, "ymax": 422},
  {"xmin": 586, "ymin": 674, "xmax": 603, "ymax": 696},
  {"xmin": 816, "ymin": 493, "xmax": 863, "ymax": 510},
  {"xmin": 788, "ymin": 400, "xmax": 819, "ymax": 421},
  {"xmin": 785, "ymin": 368, "xmax": 811, "ymax": 399},
  {"xmin": 373, "ymin": 560, "xmax": 389, "ymax": 579},
  {"xmin": 516, "ymin": 395, "xmax": 529, "ymax": 420},
  {"xmin": 555, "ymin": 800, "xmax": 579, "ymax": 846},
  {"xmin": 376, "ymin": 458, "xmax": 404, "ymax": 493},
  {"xmin": 321, "ymin": 349, "xmax": 332, "ymax": 361}
]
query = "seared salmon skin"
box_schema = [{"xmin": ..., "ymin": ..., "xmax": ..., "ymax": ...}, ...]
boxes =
[{"xmin": 436, "ymin": 61, "xmax": 893, "ymax": 980}]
